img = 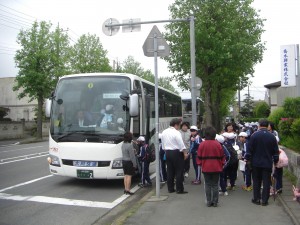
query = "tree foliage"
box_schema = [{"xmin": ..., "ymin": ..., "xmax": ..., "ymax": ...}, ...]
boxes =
[
  {"xmin": 240, "ymin": 93, "xmax": 254, "ymax": 117},
  {"xmin": 14, "ymin": 21, "xmax": 71, "ymax": 139},
  {"xmin": 268, "ymin": 97, "xmax": 300, "ymax": 152},
  {"xmin": 253, "ymin": 101, "xmax": 270, "ymax": 118},
  {"xmin": 121, "ymin": 56, "xmax": 178, "ymax": 93},
  {"xmin": 70, "ymin": 34, "xmax": 112, "ymax": 73},
  {"xmin": 164, "ymin": 0, "xmax": 265, "ymax": 130}
]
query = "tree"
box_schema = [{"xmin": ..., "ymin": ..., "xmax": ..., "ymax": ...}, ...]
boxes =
[
  {"xmin": 164, "ymin": 0, "xmax": 265, "ymax": 131},
  {"xmin": 253, "ymin": 101, "xmax": 270, "ymax": 118},
  {"xmin": 14, "ymin": 21, "xmax": 71, "ymax": 139},
  {"xmin": 240, "ymin": 93, "xmax": 254, "ymax": 118},
  {"xmin": 70, "ymin": 34, "xmax": 112, "ymax": 73},
  {"xmin": 121, "ymin": 56, "xmax": 178, "ymax": 93},
  {"xmin": 158, "ymin": 77, "xmax": 178, "ymax": 93}
]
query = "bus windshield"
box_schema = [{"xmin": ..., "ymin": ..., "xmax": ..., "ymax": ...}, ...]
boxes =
[{"xmin": 50, "ymin": 75, "xmax": 131, "ymax": 143}]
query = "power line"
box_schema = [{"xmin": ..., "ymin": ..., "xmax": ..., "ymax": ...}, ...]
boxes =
[{"xmin": 0, "ymin": 3, "xmax": 36, "ymax": 20}]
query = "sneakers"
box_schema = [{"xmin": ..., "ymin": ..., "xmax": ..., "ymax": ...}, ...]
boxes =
[
  {"xmin": 184, "ymin": 172, "xmax": 189, "ymax": 178},
  {"xmin": 227, "ymin": 186, "xmax": 236, "ymax": 191},
  {"xmin": 191, "ymin": 180, "xmax": 201, "ymax": 185},
  {"xmin": 242, "ymin": 185, "xmax": 253, "ymax": 191},
  {"xmin": 138, "ymin": 183, "xmax": 152, "ymax": 188},
  {"xmin": 219, "ymin": 191, "xmax": 228, "ymax": 196}
]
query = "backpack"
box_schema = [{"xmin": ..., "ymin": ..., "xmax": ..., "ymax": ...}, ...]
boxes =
[
  {"xmin": 145, "ymin": 144, "xmax": 156, "ymax": 163},
  {"xmin": 224, "ymin": 142, "xmax": 238, "ymax": 167}
]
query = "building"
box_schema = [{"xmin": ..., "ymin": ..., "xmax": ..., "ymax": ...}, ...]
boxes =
[
  {"xmin": 264, "ymin": 75, "xmax": 300, "ymax": 112},
  {"xmin": 0, "ymin": 77, "xmax": 37, "ymax": 121}
]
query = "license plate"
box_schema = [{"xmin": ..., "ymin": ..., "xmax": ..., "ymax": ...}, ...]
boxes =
[
  {"xmin": 77, "ymin": 170, "xmax": 93, "ymax": 179},
  {"xmin": 73, "ymin": 161, "xmax": 98, "ymax": 167}
]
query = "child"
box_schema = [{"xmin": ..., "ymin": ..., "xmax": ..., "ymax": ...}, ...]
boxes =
[
  {"xmin": 189, "ymin": 125, "xmax": 202, "ymax": 184},
  {"xmin": 215, "ymin": 134, "xmax": 230, "ymax": 196},
  {"xmin": 137, "ymin": 136, "xmax": 152, "ymax": 187}
]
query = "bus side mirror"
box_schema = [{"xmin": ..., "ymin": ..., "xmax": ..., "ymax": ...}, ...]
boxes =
[
  {"xmin": 45, "ymin": 99, "xmax": 52, "ymax": 118},
  {"xmin": 129, "ymin": 94, "xmax": 139, "ymax": 117}
]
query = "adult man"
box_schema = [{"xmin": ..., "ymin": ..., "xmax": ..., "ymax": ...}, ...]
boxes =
[
  {"xmin": 161, "ymin": 118, "xmax": 188, "ymax": 194},
  {"xmin": 245, "ymin": 118, "xmax": 279, "ymax": 206},
  {"xmin": 76, "ymin": 110, "xmax": 93, "ymax": 127}
]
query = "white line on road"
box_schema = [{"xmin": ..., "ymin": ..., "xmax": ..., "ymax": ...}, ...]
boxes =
[
  {"xmin": 1, "ymin": 151, "xmax": 48, "ymax": 161},
  {"xmin": 0, "ymin": 193, "xmax": 129, "ymax": 209},
  {"xmin": 0, "ymin": 154, "xmax": 48, "ymax": 165},
  {"xmin": 0, "ymin": 145, "xmax": 44, "ymax": 153},
  {"xmin": 0, "ymin": 172, "xmax": 146, "ymax": 209},
  {"xmin": 0, "ymin": 175, "xmax": 53, "ymax": 193}
]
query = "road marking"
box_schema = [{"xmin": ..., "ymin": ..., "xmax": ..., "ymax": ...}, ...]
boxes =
[
  {"xmin": 0, "ymin": 146, "xmax": 44, "ymax": 153},
  {"xmin": 0, "ymin": 166, "xmax": 153, "ymax": 209},
  {"xmin": 0, "ymin": 154, "xmax": 48, "ymax": 165},
  {"xmin": 1, "ymin": 151, "xmax": 48, "ymax": 161},
  {"xmin": 0, "ymin": 193, "xmax": 129, "ymax": 209},
  {"xmin": 0, "ymin": 174, "xmax": 141, "ymax": 209},
  {"xmin": 0, "ymin": 175, "xmax": 53, "ymax": 192}
]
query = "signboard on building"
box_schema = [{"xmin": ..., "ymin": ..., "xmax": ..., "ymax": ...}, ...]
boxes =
[{"xmin": 280, "ymin": 45, "xmax": 297, "ymax": 87}]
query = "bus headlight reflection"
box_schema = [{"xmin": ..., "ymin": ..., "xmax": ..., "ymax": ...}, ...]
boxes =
[
  {"xmin": 112, "ymin": 159, "xmax": 123, "ymax": 169},
  {"xmin": 48, "ymin": 154, "xmax": 61, "ymax": 167}
]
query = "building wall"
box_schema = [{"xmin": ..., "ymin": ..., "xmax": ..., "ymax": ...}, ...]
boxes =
[
  {"xmin": 269, "ymin": 87, "xmax": 279, "ymax": 112},
  {"xmin": 0, "ymin": 77, "xmax": 37, "ymax": 121},
  {"xmin": 277, "ymin": 75, "xmax": 300, "ymax": 107}
]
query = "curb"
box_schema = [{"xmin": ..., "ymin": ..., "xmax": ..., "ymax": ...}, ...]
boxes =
[
  {"xmin": 278, "ymin": 194, "xmax": 300, "ymax": 225},
  {"xmin": 93, "ymin": 186, "xmax": 154, "ymax": 225}
]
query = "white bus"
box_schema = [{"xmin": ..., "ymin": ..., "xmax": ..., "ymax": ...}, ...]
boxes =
[{"xmin": 45, "ymin": 73, "xmax": 182, "ymax": 179}]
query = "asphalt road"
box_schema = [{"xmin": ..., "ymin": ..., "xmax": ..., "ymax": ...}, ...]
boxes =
[{"xmin": 0, "ymin": 140, "xmax": 144, "ymax": 225}]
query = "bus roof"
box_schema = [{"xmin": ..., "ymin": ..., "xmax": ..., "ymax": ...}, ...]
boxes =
[{"xmin": 59, "ymin": 73, "xmax": 181, "ymax": 98}]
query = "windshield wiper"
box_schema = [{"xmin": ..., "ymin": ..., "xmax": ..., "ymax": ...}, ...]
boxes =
[{"xmin": 57, "ymin": 131, "xmax": 84, "ymax": 141}]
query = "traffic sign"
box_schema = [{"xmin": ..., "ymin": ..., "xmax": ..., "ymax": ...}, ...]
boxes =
[
  {"xmin": 102, "ymin": 18, "xmax": 120, "ymax": 36},
  {"xmin": 142, "ymin": 25, "xmax": 170, "ymax": 57}
]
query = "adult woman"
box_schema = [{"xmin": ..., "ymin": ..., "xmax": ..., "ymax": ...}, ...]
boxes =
[
  {"xmin": 121, "ymin": 131, "xmax": 137, "ymax": 195},
  {"xmin": 197, "ymin": 126, "xmax": 225, "ymax": 207}
]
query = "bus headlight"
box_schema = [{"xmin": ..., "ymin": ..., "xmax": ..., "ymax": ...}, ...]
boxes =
[
  {"xmin": 112, "ymin": 159, "xmax": 123, "ymax": 169},
  {"xmin": 48, "ymin": 154, "xmax": 61, "ymax": 167}
]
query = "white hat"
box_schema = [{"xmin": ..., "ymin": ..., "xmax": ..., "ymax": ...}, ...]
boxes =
[
  {"xmin": 215, "ymin": 134, "xmax": 225, "ymax": 143},
  {"xmin": 106, "ymin": 104, "xmax": 113, "ymax": 111},
  {"xmin": 117, "ymin": 118, "xmax": 123, "ymax": 124},
  {"xmin": 158, "ymin": 133, "xmax": 162, "ymax": 139},
  {"xmin": 238, "ymin": 132, "xmax": 248, "ymax": 137},
  {"xmin": 137, "ymin": 136, "xmax": 145, "ymax": 142},
  {"xmin": 190, "ymin": 125, "xmax": 198, "ymax": 131},
  {"xmin": 222, "ymin": 132, "xmax": 236, "ymax": 139}
]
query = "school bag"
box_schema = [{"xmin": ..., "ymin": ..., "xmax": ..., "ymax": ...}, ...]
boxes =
[
  {"xmin": 223, "ymin": 142, "xmax": 239, "ymax": 167},
  {"xmin": 145, "ymin": 144, "xmax": 156, "ymax": 163}
]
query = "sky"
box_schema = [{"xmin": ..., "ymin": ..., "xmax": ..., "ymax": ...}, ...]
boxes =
[{"xmin": 0, "ymin": 0, "xmax": 299, "ymax": 100}]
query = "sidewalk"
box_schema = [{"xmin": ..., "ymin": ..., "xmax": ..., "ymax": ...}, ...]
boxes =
[{"xmin": 115, "ymin": 168, "xmax": 300, "ymax": 225}]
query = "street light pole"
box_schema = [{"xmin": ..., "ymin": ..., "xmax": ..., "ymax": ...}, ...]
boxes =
[{"xmin": 189, "ymin": 16, "xmax": 197, "ymax": 126}]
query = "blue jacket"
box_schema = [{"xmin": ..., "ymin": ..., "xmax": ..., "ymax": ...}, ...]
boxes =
[
  {"xmin": 245, "ymin": 128, "xmax": 279, "ymax": 168},
  {"xmin": 190, "ymin": 135, "xmax": 202, "ymax": 155}
]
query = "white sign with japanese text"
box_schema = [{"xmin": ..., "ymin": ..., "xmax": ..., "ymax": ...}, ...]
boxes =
[{"xmin": 280, "ymin": 45, "xmax": 296, "ymax": 87}]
